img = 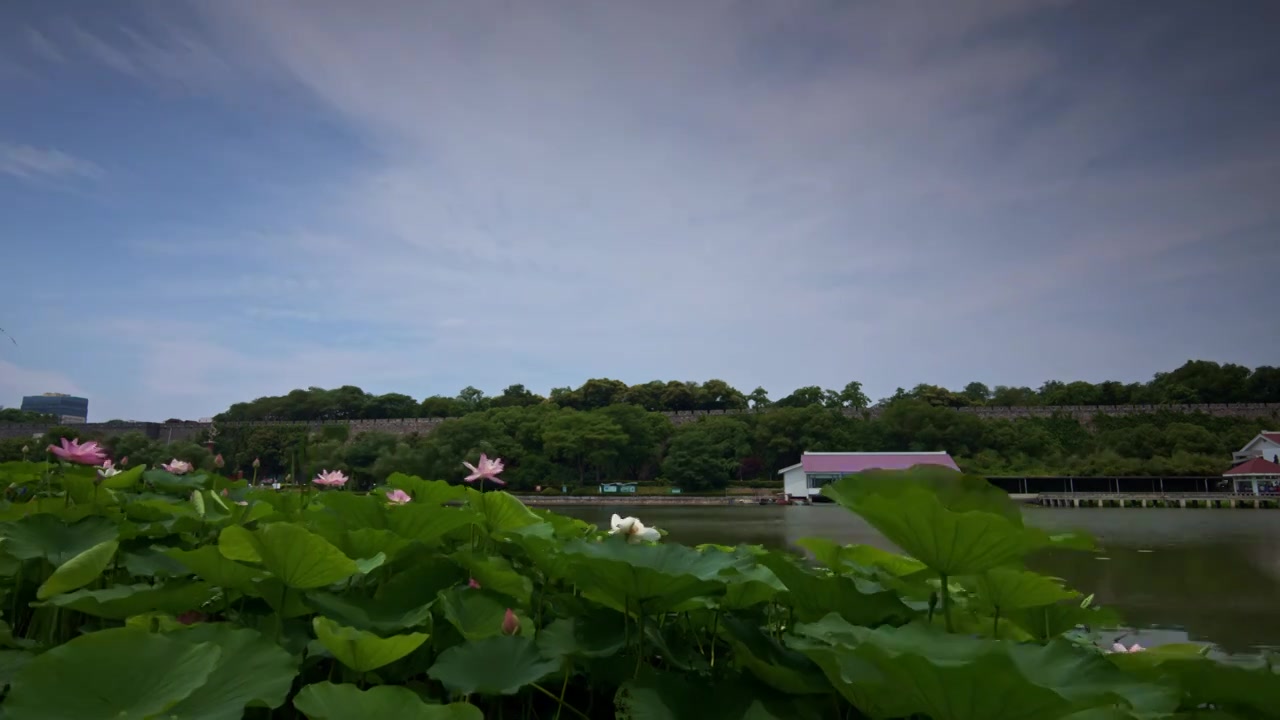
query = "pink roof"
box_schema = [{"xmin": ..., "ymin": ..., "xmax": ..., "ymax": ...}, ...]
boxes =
[
  {"xmin": 1224, "ymin": 457, "xmax": 1280, "ymax": 476},
  {"xmin": 1262, "ymin": 432, "xmax": 1280, "ymax": 444},
  {"xmin": 799, "ymin": 452, "xmax": 959, "ymax": 474}
]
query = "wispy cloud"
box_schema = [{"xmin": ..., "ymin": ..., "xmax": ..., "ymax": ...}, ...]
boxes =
[
  {"xmin": 1, "ymin": 0, "xmax": 1278, "ymax": 420},
  {"xmin": 0, "ymin": 142, "xmax": 100, "ymax": 182}
]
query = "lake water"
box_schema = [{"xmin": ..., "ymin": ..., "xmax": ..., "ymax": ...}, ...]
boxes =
[{"xmin": 556, "ymin": 504, "xmax": 1280, "ymax": 653}]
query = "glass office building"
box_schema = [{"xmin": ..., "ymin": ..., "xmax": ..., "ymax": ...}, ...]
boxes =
[{"xmin": 20, "ymin": 393, "xmax": 89, "ymax": 422}]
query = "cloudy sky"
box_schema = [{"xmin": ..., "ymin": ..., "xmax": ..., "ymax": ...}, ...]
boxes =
[{"xmin": 2, "ymin": 0, "xmax": 1278, "ymax": 421}]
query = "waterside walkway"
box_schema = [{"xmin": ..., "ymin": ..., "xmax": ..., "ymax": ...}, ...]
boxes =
[{"xmin": 1034, "ymin": 492, "xmax": 1280, "ymax": 509}]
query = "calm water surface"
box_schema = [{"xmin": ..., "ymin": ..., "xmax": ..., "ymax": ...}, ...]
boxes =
[{"xmin": 557, "ymin": 504, "xmax": 1280, "ymax": 653}]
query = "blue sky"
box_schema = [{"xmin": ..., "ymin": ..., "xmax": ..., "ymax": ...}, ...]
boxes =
[{"xmin": 2, "ymin": 0, "xmax": 1278, "ymax": 421}]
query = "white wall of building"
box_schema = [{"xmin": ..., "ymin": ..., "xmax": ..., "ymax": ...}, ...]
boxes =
[{"xmin": 782, "ymin": 466, "xmax": 807, "ymax": 498}]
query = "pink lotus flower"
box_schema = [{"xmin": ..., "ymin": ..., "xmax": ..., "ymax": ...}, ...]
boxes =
[
  {"xmin": 313, "ymin": 469, "xmax": 349, "ymax": 488},
  {"xmin": 386, "ymin": 489, "xmax": 411, "ymax": 505},
  {"xmin": 162, "ymin": 459, "xmax": 194, "ymax": 475},
  {"xmin": 1111, "ymin": 642, "xmax": 1145, "ymax": 653},
  {"xmin": 47, "ymin": 438, "xmax": 107, "ymax": 466},
  {"xmin": 468, "ymin": 577, "xmax": 481, "ymax": 589},
  {"xmin": 501, "ymin": 608, "xmax": 520, "ymax": 636},
  {"xmin": 214, "ymin": 454, "xmax": 225, "ymax": 468},
  {"xmin": 463, "ymin": 453, "xmax": 505, "ymax": 485}
]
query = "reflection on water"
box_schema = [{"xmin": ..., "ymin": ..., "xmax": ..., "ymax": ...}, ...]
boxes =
[{"xmin": 557, "ymin": 504, "xmax": 1280, "ymax": 652}]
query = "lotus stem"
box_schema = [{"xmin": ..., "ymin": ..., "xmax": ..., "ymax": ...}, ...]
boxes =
[
  {"xmin": 993, "ymin": 607, "xmax": 1001, "ymax": 637},
  {"xmin": 554, "ymin": 667, "xmax": 570, "ymax": 720},
  {"xmin": 531, "ymin": 682, "xmax": 590, "ymax": 720},
  {"xmin": 939, "ymin": 573, "xmax": 953, "ymax": 633}
]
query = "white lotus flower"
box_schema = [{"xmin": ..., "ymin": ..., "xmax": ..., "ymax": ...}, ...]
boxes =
[
  {"xmin": 97, "ymin": 459, "xmax": 121, "ymax": 478},
  {"xmin": 609, "ymin": 514, "xmax": 661, "ymax": 544}
]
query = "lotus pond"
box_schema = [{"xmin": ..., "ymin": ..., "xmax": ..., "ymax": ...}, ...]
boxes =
[{"xmin": 1, "ymin": 458, "xmax": 1278, "ymax": 719}]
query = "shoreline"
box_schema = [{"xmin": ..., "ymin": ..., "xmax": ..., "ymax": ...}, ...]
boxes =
[{"xmin": 512, "ymin": 494, "xmax": 750, "ymax": 506}]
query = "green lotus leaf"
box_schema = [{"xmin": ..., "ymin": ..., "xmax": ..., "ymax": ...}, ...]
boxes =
[
  {"xmin": 537, "ymin": 611, "xmax": 626, "ymax": 659},
  {"xmin": 823, "ymin": 477, "xmax": 1038, "ymax": 576},
  {"xmin": 757, "ymin": 551, "xmax": 912, "ymax": 625},
  {"xmin": 436, "ymin": 586, "xmax": 531, "ymax": 640},
  {"xmin": 790, "ymin": 618, "xmax": 1174, "ymax": 720},
  {"xmin": 124, "ymin": 545, "xmax": 191, "ymax": 578},
  {"xmin": 827, "ymin": 467, "xmax": 1023, "ymax": 521},
  {"xmin": 616, "ymin": 670, "xmax": 824, "ymax": 720},
  {"xmin": 451, "ymin": 551, "xmax": 532, "ymax": 605},
  {"xmin": 1109, "ymin": 644, "xmax": 1280, "ymax": 717},
  {"xmin": 36, "ymin": 539, "xmax": 118, "ymax": 599},
  {"xmin": 164, "ymin": 623, "xmax": 300, "ymax": 720},
  {"xmin": 146, "ymin": 468, "xmax": 212, "ymax": 494},
  {"xmin": 427, "ymin": 635, "xmax": 559, "ymax": 695},
  {"xmin": 252, "ymin": 577, "xmax": 318, "ymax": 618},
  {"xmin": 313, "ymin": 616, "xmax": 429, "ymax": 672},
  {"xmin": 293, "ymin": 682, "xmax": 483, "ymax": 720},
  {"xmin": 4, "ymin": 627, "xmax": 220, "ymax": 720},
  {"xmin": 1006, "ymin": 600, "xmax": 1123, "ymax": 642},
  {"xmin": 972, "ymin": 568, "xmax": 1080, "ymax": 615},
  {"xmin": 217, "ymin": 525, "xmax": 262, "ymax": 563},
  {"xmin": 0, "ymin": 514, "xmax": 118, "ymax": 566},
  {"xmin": 315, "ymin": 491, "xmax": 389, "ymax": 530},
  {"xmin": 168, "ymin": 545, "xmax": 268, "ymax": 591},
  {"xmin": 345, "ymin": 528, "xmax": 411, "ymax": 562},
  {"xmin": 719, "ymin": 615, "xmax": 829, "ymax": 695},
  {"xmin": 33, "ymin": 580, "xmax": 215, "ymax": 619},
  {"xmin": 251, "ymin": 523, "xmax": 360, "ymax": 589},
  {"xmin": 465, "ymin": 489, "xmax": 543, "ymax": 536},
  {"xmin": 305, "ymin": 585, "xmax": 436, "ymax": 635},
  {"xmin": 100, "ymin": 463, "xmax": 144, "ymax": 489},
  {"xmin": 0, "ymin": 649, "xmax": 32, "ymax": 690},
  {"xmin": 385, "ymin": 504, "xmax": 478, "ymax": 548},
  {"xmin": 559, "ymin": 538, "xmax": 734, "ymax": 613},
  {"xmin": 795, "ymin": 537, "xmax": 928, "ymax": 577},
  {"xmin": 385, "ymin": 473, "xmax": 469, "ymax": 505}
]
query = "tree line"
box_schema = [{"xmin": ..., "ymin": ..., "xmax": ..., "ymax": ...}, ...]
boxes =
[
  {"xmin": 6, "ymin": 397, "xmax": 1268, "ymax": 494},
  {"xmin": 210, "ymin": 360, "xmax": 1280, "ymax": 423}
]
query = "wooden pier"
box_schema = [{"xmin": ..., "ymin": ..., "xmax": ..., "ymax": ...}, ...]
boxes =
[{"xmin": 1034, "ymin": 492, "xmax": 1280, "ymax": 509}]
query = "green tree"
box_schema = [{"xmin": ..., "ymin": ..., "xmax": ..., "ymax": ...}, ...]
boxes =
[
  {"xmin": 364, "ymin": 393, "xmax": 420, "ymax": 419},
  {"xmin": 541, "ymin": 410, "xmax": 628, "ymax": 484}
]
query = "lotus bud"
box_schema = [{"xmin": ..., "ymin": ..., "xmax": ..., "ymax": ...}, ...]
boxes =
[
  {"xmin": 220, "ymin": 488, "xmax": 230, "ymax": 497},
  {"xmin": 252, "ymin": 457, "xmax": 261, "ymax": 468},
  {"xmin": 119, "ymin": 456, "xmax": 129, "ymax": 466},
  {"xmin": 501, "ymin": 608, "xmax": 520, "ymax": 636},
  {"xmin": 468, "ymin": 577, "xmax": 481, "ymax": 589},
  {"xmin": 285, "ymin": 473, "xmax": 292, "ymax": 482},
  {"xmin": 21, "ymin": 445, "xmax": 29, "ymax": 454},
  {"xmin": 214, "ymin": 453, "xmax": 225, "ymax": 468}
]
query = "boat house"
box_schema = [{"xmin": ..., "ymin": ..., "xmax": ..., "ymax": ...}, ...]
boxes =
[
  {"xmin": 778, "ymin": 451, "xmax": 960, "ymax": 500},
  {"xmin": 1223, "ymin": 457, "xmax": 1280, "ymax": 495}
]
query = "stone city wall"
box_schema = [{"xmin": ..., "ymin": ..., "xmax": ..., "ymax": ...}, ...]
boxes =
[{"xmin": 2, "ymin": 403, "xmax": 1277, "ymax": 442}]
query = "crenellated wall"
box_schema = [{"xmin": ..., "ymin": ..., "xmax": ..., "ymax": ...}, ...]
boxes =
[{"xmin": 3, "ymin": 403, "xmax": 1277, "ymax": 442}]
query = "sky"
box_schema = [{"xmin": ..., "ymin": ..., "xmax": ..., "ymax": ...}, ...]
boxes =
[{"xmin": 2, "ymin": 0, "xmax": 1279, "ymax": 422}]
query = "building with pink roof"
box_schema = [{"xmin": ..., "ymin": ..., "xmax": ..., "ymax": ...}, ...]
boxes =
[{"xmin": 778, "ymin": 451, "xmax": 959, "ymax": 500}]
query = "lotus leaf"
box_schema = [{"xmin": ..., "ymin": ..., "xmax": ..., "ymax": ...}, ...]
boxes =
[
  {"xmin": 0, "ymin": 514, "xmax": 118, "ymax": 566},
  {"xmin": 560, "ymin": 538, "xmax": 735, "ymax": 613},
  {"xmin": 164, "ymin": 623, "xmax": 300, "ymax": 720},
  {"xmin": 34, "ymin": 580, "xmax": 215, "ymax": 619},
  {"xmin": 35, "ymin": 539, "xmax": 118, "ymax": 599},
  {"xmin": 4, "ymin": 627, "xmax": 221, "ymax": 719},
  {"xmin": 427, "ymin": 635, "xmax": 559, "ymax": 695},
  {"xmin": 293, "ymin": 682, "xmax": 483, "ymax": 719},
  {"xmin": 313, "ymin": 615, "xmax": 429, "ymax": 672}
]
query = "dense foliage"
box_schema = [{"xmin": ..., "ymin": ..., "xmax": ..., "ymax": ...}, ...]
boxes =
[
  {"xmin": 1, "ymin": 458, "xmax": 1275, "ymax": 719},
  {"xmin": 209, "ymin": 360, "xmax": 1280, "ymax": 422},
  {"xmin": 2, "ymin": 401, "xmax": 1272, "ymax": 490}
]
